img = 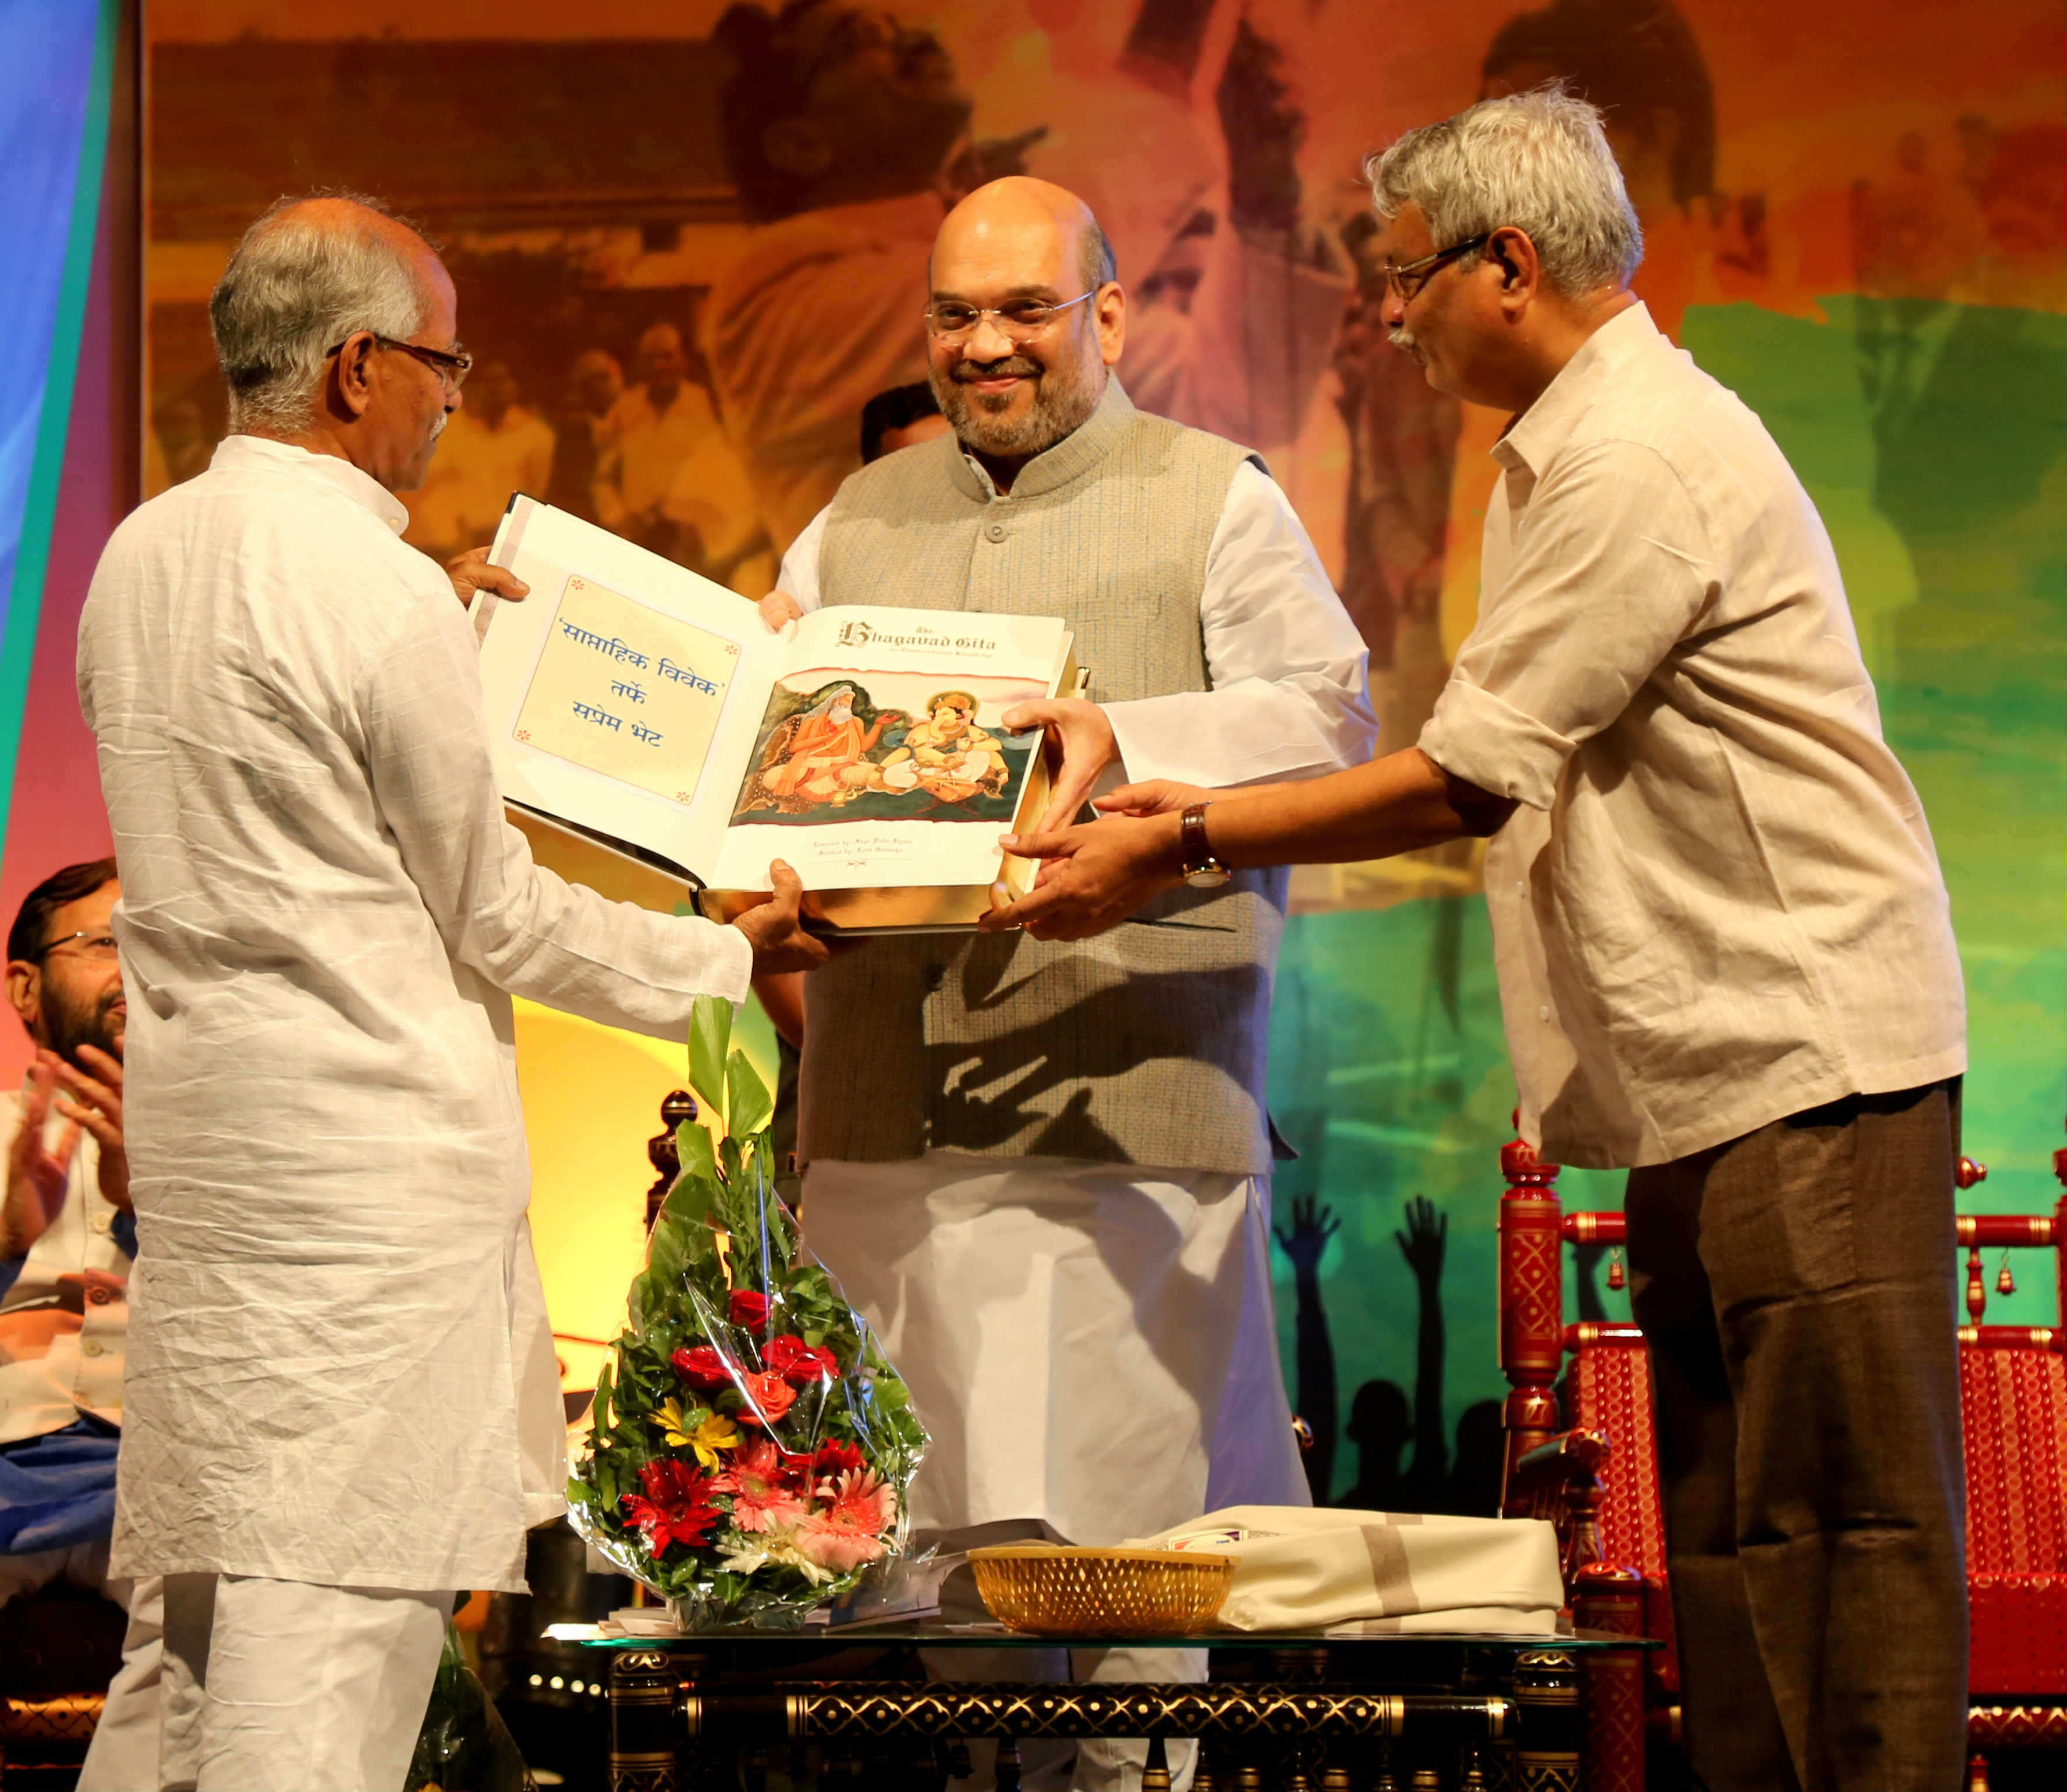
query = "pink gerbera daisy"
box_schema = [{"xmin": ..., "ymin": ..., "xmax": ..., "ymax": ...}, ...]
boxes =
[
  {"xmin": 711, "ymin": 1437, "xmax": 807, "ymax": 1534},
  {"xmin": 795, "ymin": 1468, "xmax": 898, "ymax": 1573}
]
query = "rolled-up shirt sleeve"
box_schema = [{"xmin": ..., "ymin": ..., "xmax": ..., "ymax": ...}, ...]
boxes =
[
  {"xmin": 1104, "ymin": 461, "xmax": 1377, "ymax": 786},
  {"xmin": 1419, "ymin": 439, "xmax": 1717, "ymax": 810}
]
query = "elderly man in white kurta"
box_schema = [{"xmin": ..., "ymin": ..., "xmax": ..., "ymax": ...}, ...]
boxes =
[
  {"xmin": 77, "ymin": 196, "xmax": 825, "ymax": 1792},
  {"xmin": 764, "ymin": 178, "xmax": 1374, "ymax": 1792}
]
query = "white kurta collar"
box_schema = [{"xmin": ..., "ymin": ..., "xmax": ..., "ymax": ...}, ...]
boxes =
[{"xmin": 210, "ymin": 433, "xmax": 411, "ymax": 534}]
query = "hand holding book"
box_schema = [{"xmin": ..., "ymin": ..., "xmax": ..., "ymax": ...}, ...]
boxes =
[
  {"xmin": 729, "ymin": 860, "xmax": 832, "ymax": 974},
  {"xmin": 997, "ymin": 696, "xmax": 1118, "ymax": 834}
]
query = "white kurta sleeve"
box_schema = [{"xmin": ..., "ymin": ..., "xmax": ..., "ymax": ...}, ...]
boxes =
[
  {"xmin": 775, "ymin": 504, "xmax": 832, "ymax": 612},
  {"xmin": 1102, "ymin": 461, "xmax": 1376, "ymax": 787},
  {"xmin": 360, "ymin": 592, "xmax": 753, "ymax": 1037}
]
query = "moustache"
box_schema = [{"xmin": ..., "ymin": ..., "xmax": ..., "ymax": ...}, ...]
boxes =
[
  {"xmin": 951, "ymin": 357, "xmax": 1041, "ymax": 384},
  {"xmin": 1388, "ymin": 328, "xmax": 1419, "ymax": 353}
]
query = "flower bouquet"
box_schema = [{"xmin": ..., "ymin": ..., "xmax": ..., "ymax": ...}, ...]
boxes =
[{"xmin": 566, "ymin": 996, "xmax": 927, "ymax": 1630}]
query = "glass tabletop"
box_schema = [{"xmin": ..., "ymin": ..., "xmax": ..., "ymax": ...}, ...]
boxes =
[{"xmin": 563, "ymin": 1620, "xmax": 1658, "ymax": 1653}]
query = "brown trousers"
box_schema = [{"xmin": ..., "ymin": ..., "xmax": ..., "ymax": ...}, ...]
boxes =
[{"xmin": 1625, "ymin": 1081, "xmax": 1968, "ymax": 1792}]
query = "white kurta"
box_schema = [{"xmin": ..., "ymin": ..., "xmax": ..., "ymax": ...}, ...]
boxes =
[
  {"xmin": 783, "ymin": 450, "xmax": 1374, "ymax": 1544},
  {"xmin": 76, "ymin": 436, "xmax": 753, "ymax": 1593}
]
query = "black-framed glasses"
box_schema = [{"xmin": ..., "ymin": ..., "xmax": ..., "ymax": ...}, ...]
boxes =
[
  {"xmin": 33, "ymin": 931, "xmax": 119, "ymax": 964},
  {"xmin": 923, "ymin": 291, "xmax": 1098, "ymax": 343},
  {"xmin": 1382, "ymin": 232, "xmax": 1494, "ymax": 302},
  {"xmin": 325, "ymin": 333, "xmax": 474, "ymax": 391}
]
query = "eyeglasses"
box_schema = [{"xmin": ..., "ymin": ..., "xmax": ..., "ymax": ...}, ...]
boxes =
[
  {"xmin": 34, "ymin": 932, "xmax": 119, "ymax": 964},
  {"xmin": 923, "ymin": 291, "xmax": 1097, "ymax": 343},
  {"xmin": 325, "ymin": 334, "xmax": 474, "ymax": 392},
  {"xmin": 1382, "ymin": 233, "xmax": 1494, "ymax": 302}
]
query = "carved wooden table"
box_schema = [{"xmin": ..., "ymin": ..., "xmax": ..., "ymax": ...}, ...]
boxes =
[{"xmin": 584, "ymin": 1624, "xmax": 1658, "ymax": 1791}]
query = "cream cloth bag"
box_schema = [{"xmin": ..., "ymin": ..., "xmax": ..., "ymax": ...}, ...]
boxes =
[{"xmin": 1132, "ymin": 1506, "xmax": 1565, "ymax": 1635}]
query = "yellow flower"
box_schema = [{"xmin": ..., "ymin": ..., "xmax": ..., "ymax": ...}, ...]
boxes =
[{"xmin": 651, "ymin": 1398, "xmax": 742, "ymax": 1469}]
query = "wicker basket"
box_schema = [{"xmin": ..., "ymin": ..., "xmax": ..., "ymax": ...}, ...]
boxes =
[{"xmin": 967, "ymin": 1545, "xmax": 1236, "ymax": 1637}]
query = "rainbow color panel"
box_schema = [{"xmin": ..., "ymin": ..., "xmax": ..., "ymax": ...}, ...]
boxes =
[{"xmin": 0, "ymin": 0, "xmax": 111, "ymax": 841}]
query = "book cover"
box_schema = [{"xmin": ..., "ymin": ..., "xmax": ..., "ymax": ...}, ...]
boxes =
[{"xmin": 478, "ymin": 498, "xmax": 1076, "ymax": 932}]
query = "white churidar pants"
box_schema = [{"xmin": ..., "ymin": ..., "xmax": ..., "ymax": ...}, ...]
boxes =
[
  {"xmin": 0, "ymin": 1540, "xmax": 164, "ymax": 1791},
  {"xmin": 803, "ymin": 1155, "xmax": 1306, "ymax": 1792},
  {"xmin": 155, "ymin": 1574, "xmax": 451, "ymax": 1792}
]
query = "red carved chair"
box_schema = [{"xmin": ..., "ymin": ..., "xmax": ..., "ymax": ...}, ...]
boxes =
[{"xmin": 1496, "ymin": 1122, "xmax": 2067, "ymax": 1791}]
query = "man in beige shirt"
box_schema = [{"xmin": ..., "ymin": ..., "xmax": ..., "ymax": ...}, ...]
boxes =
[{"xmin": 990, "ymin": 91, "xmax": 1967, "ymax": 1792}]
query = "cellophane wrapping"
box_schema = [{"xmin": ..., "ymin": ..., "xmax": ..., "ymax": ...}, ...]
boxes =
[{"xmin": 567, "ymin": 998, "xmax": 927, "ymax": 1631}]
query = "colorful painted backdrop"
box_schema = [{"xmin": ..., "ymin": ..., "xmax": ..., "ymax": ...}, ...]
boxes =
[{"xmin": 3, "ymin": 1, "xmax": 2061, "ymax": 1496}]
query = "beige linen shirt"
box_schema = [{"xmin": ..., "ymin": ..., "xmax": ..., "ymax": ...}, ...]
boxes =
[
  {"xmin": 1419, "ymin": 304, "xmax": 1964, "ymax": 1169},
  {"xmin": 0, "ymin": 1109, "xmax": 125, "ymax": 1443}
]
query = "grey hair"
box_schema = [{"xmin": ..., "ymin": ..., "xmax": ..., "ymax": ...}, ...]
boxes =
[
  {"xmin": 1366, "ymin": 86, "xmax": 1643, "ymax": 294},
  {"xmin": 1080, "ymin": 222, "xmax": 1118, "ymax": 293},
  {"xmin": 209, "ymin": 191, "xmax": 436, "ymax": 434}
]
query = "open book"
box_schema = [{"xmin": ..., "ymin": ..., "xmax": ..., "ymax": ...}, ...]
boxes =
[{"xmin": 477, "ymin": 498, "xmax": 1079, "ymax": 933}]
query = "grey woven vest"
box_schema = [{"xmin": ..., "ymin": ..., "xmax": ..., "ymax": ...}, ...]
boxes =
[{"xmin": 798, "ymin": 377, "xmax": 1289, "ymax": 1176}]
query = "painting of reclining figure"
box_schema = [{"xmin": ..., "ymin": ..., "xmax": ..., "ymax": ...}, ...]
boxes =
[{"xmin": 732, "ymin": 672, "xmax": 1036, "ymax": 826}]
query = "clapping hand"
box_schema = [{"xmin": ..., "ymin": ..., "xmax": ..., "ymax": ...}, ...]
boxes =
[
  {"xmin": 5, "ymin": 1057, "xmax": 76, "ymax": 1251},
  {"xmin": 49, "ymin": 1047, "xmax": 127, "ymax": 1212},
  {"xmin": 1274, "ymin": 1194, "xmax": 1341, "ymax": 1278}
]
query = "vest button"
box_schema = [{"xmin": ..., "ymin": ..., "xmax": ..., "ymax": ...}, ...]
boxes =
[
  {"xmin": 88, "ymin": 1285, "xmax": 114, "ymax": 1305},
  {"xmin": 983, "ymin": 520, "xmax": 1007, "ymax": 543}
]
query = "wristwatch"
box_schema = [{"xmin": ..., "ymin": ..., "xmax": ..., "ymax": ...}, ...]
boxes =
[{"xmin": 1179, "ymin": 802, "xmax": 1231, "ymax": 889}]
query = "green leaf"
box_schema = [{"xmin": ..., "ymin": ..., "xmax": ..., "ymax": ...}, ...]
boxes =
[
  {"xmin": 670, "ymin": 1120, "xmax": 719, "ymax": 1203},
  {"xmin": 646, "ymin": 1213, "xmax": 689, "ymax": 1288},
  {"xmin": 688, "ymin": 997, "xmax": 733, "ymax": 1120},
  {"xmin": 725, "ymin": 1047, "xmax": 774, "ymax": 1142}
]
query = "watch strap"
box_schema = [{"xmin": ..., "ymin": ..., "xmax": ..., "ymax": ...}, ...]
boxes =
[{"xmin": 1179, "ymin": 802, "xmax": 1219, "ymax": 874}]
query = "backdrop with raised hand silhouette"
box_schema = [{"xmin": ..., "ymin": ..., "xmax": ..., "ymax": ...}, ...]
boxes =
[{"xmin": 4, "ymin": 1, "xmax": 2058, "ymax": 1473}]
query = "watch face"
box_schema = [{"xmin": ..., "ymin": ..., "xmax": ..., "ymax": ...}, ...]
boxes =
[{"xmin": 1182, "ymin": 865, "xmax": 1231, "ymax": 889}]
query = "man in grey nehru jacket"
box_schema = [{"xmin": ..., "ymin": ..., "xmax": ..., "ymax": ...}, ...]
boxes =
[{"xmin": 763, "ymin": 176, "xmax": 1374, "ymax": 1791}]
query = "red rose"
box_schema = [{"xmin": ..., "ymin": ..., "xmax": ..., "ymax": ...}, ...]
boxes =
[
  {"xmin": 619, "ymin": 1458, "xmax": 722, "ymax": 1554},
  {"xmin": 672, "ymin": 1344, "xmax": 731, "ymax": 1390},
  {"xmin": 728, "ymin": 1289, "xmax": 771, "ymax": 1329},
  {"xmin": 735, "ymin": 1369, "xmax": 798, "ymax": 1428},
  {"xmin": 764, "ymin": 1334, "xmax": 839, "ymax": 1384},
  {"xmin": 811, "ymin": 1439, "xmax": 866, "ymax": 1481}
]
